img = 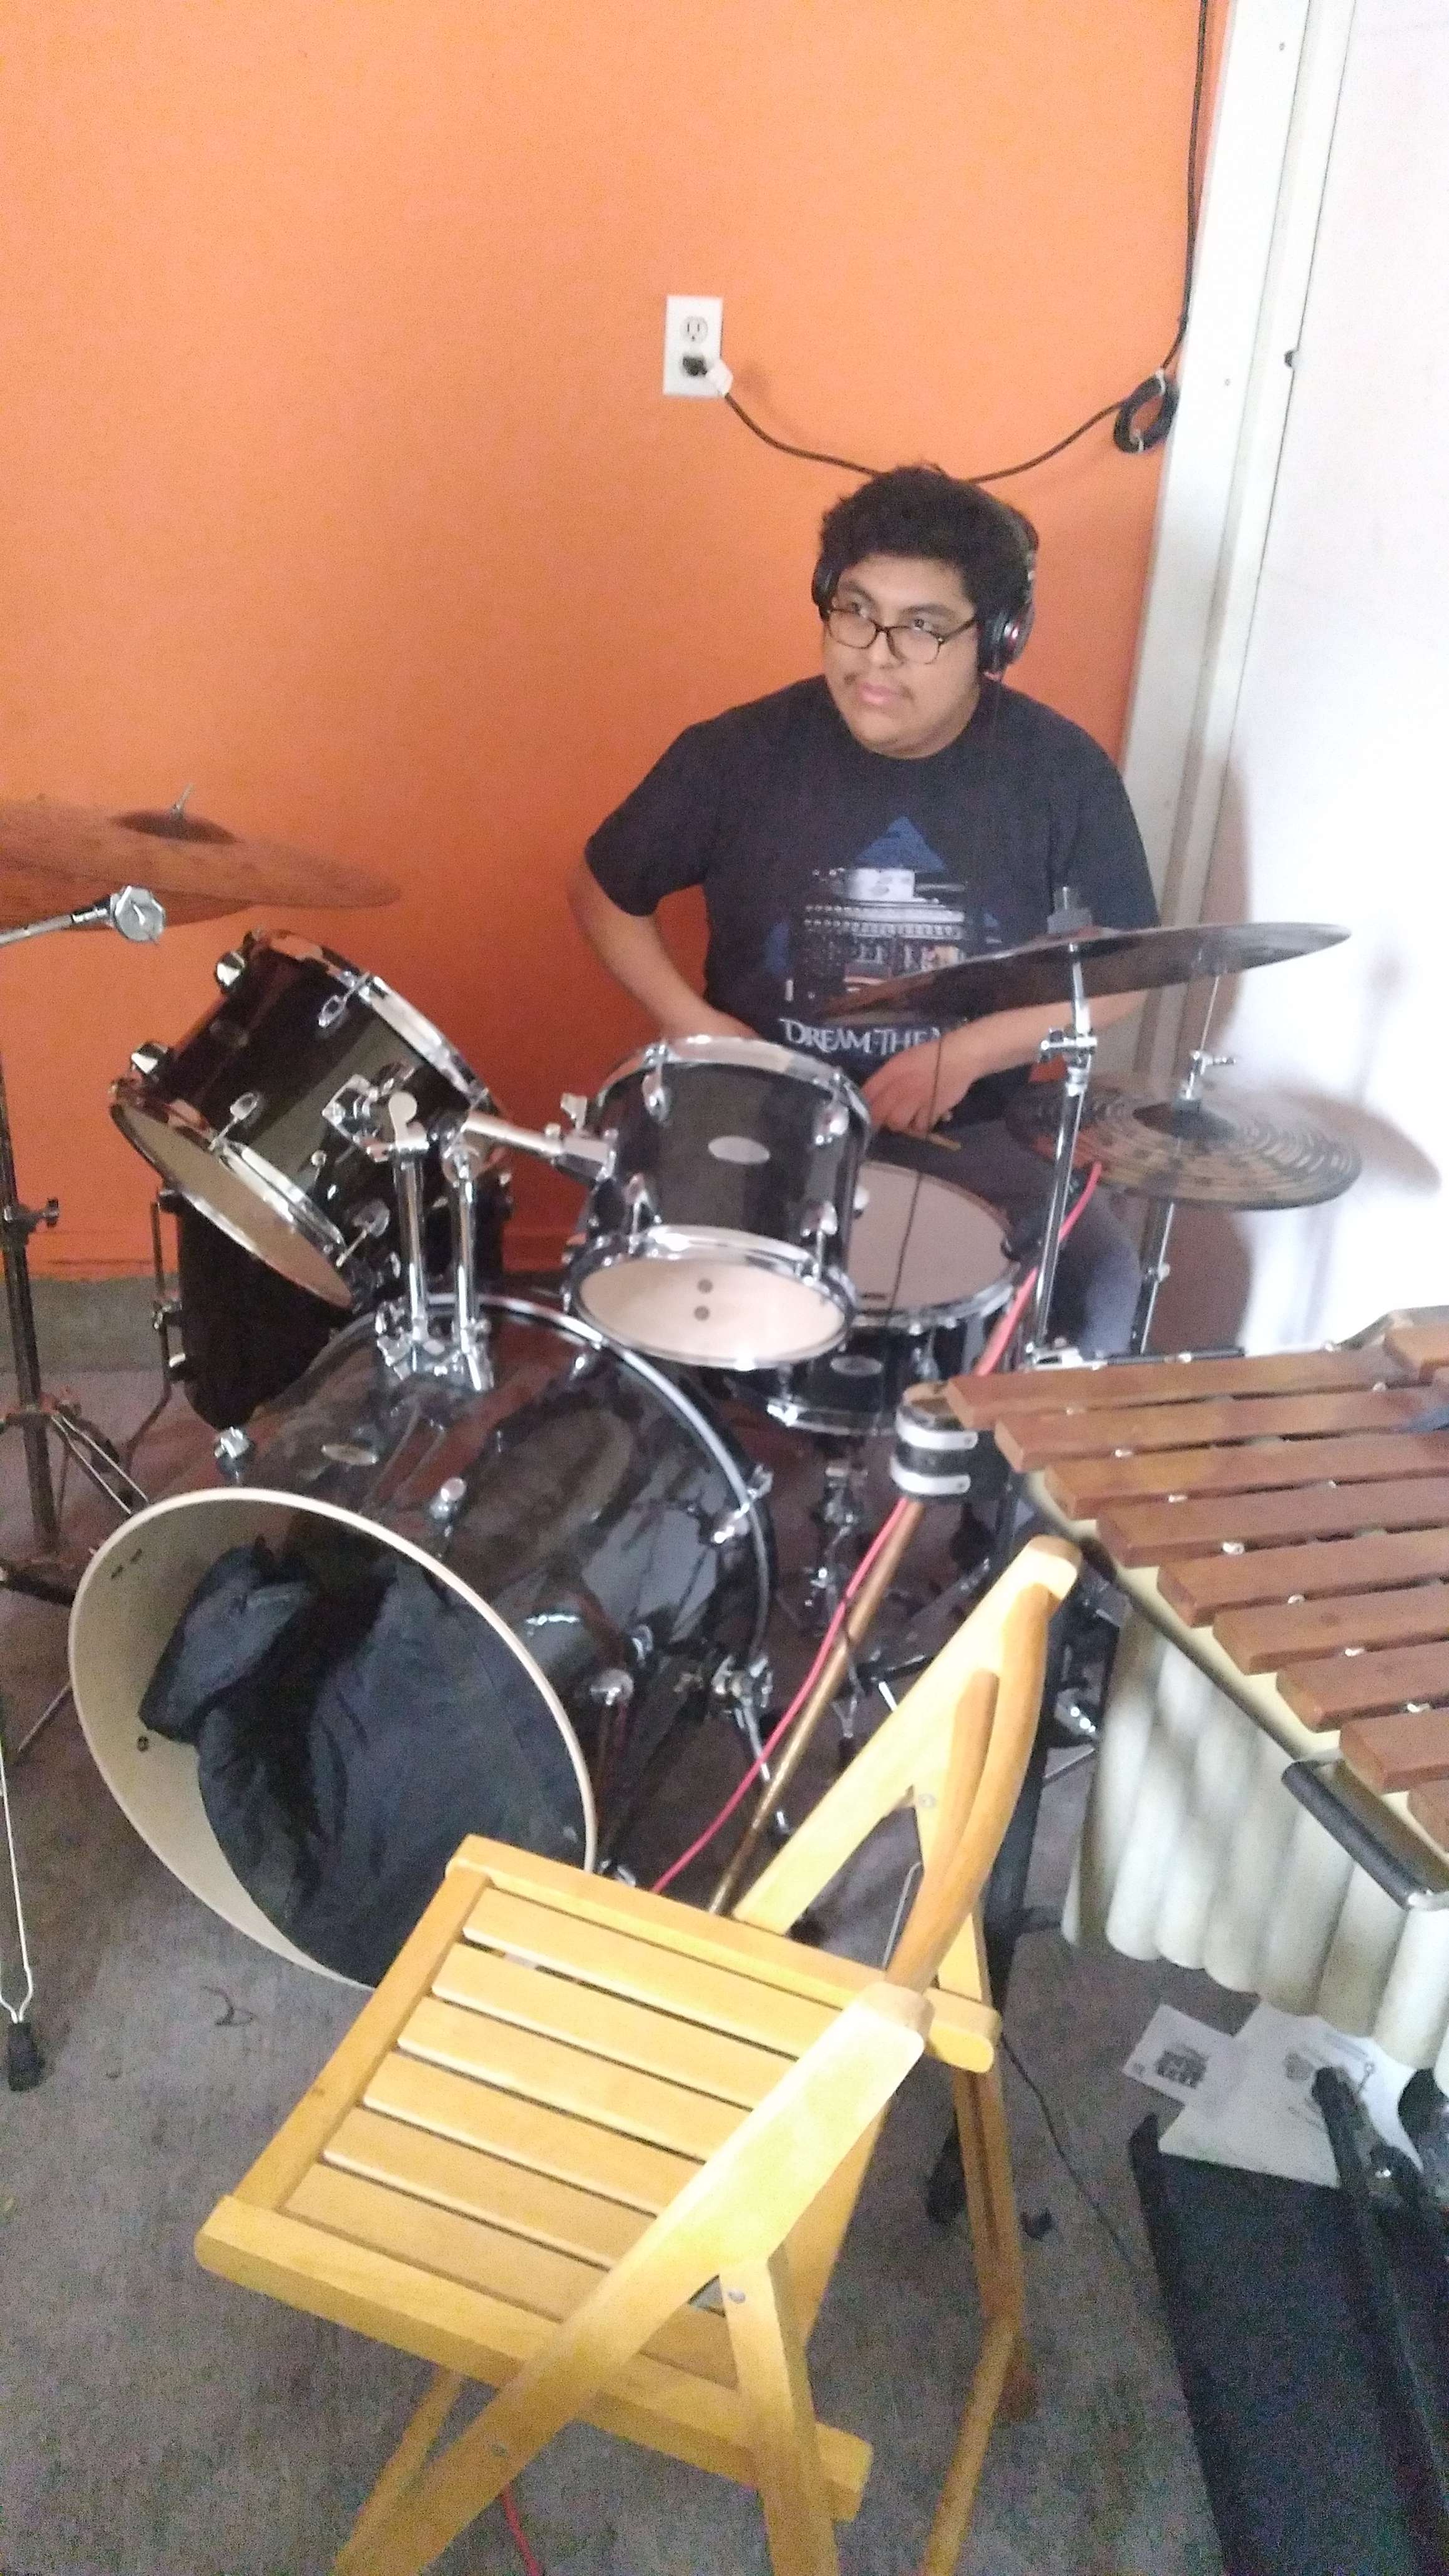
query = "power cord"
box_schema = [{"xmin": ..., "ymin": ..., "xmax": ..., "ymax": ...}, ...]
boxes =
[
  {"xmin": 1001, "ymin": 2031, "xmax": 1152, "ymax": 2298},
  {"xmin": 697, "ymin": 0, "xmax": 1211, "ymax": 484}
]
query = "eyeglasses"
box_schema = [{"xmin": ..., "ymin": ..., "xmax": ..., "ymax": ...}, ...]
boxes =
[{"xmin": 822, "ymin": 604, "xmax": 978, "ymax": 666}]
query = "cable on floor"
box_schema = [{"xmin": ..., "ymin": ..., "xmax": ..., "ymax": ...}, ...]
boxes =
[
  {"xmin": 1001, "ymin": 2030, "xmax": 1151, "ymax": 2298},
  {"xmin": 503, "ymin": 2482, "xmax": 547, "ymax": 2574}
]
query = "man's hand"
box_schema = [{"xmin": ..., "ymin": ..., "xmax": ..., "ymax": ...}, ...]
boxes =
[
  {"xmin": 660, "ymin": 1004, "xmax": 755, "ymax": 1043},
  {"xmin": 861, "ymin": 1030, "xmax": 980, "ymax": 1134}
]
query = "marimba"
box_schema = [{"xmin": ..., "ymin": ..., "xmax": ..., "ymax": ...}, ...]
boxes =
[{"xmin": 947, "ymin": 1315, "xmax": 1449, "ymax": 2081}]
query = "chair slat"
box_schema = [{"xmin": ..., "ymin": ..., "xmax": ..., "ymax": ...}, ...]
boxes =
[
  {"xmin": 286, "ymin": 2167, "xmax": 738, "ymax": 2387},
  {"xmin": 399, "ymin": 1996, "xmax": 746, "ymax": 2161},
  {"xmin": 363, "ymin": 2055, "xmax": 696, "ymax": 2215},
  {"xmin": 290, "ymin": 2164, "xmax": 602, "ymax": 2322},
  {"xmin": 433, "ymin": 1944, "xmax": 791, "ymax": 2109},
  {"xmin": 463, "ymin": 1887, "xmax": 833, "ymax": 2057},
  {"xmin": 325, "ymin": 2108, "xmax": 651, "ymax": 2268}
]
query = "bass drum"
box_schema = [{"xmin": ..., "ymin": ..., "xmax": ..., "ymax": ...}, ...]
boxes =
[{"xmin": 69, "ymin": 1295, "xmax": 772, "ymax": 1986}]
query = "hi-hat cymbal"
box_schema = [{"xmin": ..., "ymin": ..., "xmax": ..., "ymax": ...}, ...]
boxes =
[
  {"xmin": 0, "ymin": 797, "xmax": 400, "ymax": 930},
  {"xmin": 822, "ymin": 920, "xmax": 1349, "ymax": 1025},
  {"xmin": 1007, "ymin": 1073, "xmax": 1362, "ymax": 1209}
]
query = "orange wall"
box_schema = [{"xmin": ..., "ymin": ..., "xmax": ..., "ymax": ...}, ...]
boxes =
[{"xmin": 0, "ymin": 2, "xmax": 1208, "ymax": 1275}]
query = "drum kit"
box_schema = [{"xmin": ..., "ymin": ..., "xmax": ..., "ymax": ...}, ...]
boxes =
[{"xmin": 0, "ymin": 791, "xmax": 1364, "ymax": 2037}]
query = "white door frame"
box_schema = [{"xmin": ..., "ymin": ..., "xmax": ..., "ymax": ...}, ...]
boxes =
[{"xmin": 1121, "ymin": 0, "xmax": 1359, "ymax": 1085}]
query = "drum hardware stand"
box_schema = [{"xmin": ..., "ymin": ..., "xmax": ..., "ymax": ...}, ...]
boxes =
[
  {"xmin": 1, "ymin": 929, "xmax": 156, "ymax": 1603},
  {"xmin": 1024, "ymin": 946, "xmax": 1096, "ymax": 1357},
  {"xmin": 1128, "ymin": 980, "xmax": 1233, "ymax": 1355},
  {"xmin": 437, "ymin": 1121, "xmax": 501, "ymax": 1392},
  {"xmin": 119, "ymin": 1186, "xmax": 193, "ymax": 1466},
  {"xmin": 1, "ymin": 1695, "xmax": 44, "ymax": 2091},
  {"xmin": 711, "ymin": 1655, "xmax": 791, "ymax": 1847},
  {"xmin": 707, "ymin": 1495, "xmax": 927, "ymax": 1915}
]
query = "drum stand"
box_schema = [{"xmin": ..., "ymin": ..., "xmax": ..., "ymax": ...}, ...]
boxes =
[{"xmin": 1, "ymin": 1041, "xmax": 147, "ymax": 1604}]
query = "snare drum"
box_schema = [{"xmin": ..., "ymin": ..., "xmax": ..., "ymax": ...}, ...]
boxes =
[
  {"xmin": 113, "ymin": 932, "xmax": 499, "ymax": 1314},
  {"xmin": 569, "ymin": 1036, "xmax": 871, "ymax": 1369},
  {"xmin": 728, "ymin": 1159, "xmax": 1012, "ymax": 1437}
]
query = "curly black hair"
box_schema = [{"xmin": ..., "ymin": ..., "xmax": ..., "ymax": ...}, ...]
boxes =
[{"xmin": 812, "ymin": 464, "xmax": 1037, "ymax": 634}]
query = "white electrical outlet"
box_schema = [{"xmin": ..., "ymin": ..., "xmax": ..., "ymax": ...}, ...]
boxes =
[{"xmin": 663, "ymin": 295, "xmax": 724, "ymax": 396}]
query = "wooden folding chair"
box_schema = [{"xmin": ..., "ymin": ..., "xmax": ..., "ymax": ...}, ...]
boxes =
[{"xmin": 196, "ymin": 1533, "xmax": 1078, "ymax": 2576}]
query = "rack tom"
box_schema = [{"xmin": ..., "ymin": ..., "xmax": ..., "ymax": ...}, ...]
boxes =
[
  {"xmin": 113, "ymin": 932, "xmax": 499, "ymax": 1313},
  {"xmin": 569, "ymin": 1037, "xmax": 871, "ymax": 1368}
]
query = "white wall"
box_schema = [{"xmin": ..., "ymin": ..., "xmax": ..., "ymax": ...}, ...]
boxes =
[{"xmin": 1154, "ymin": 0, "xmax": 1449, "ymax": 1351}]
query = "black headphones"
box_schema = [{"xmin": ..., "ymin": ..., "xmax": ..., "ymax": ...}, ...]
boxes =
[{"xmin": 811, "ymin": 490, "xmax": 1037, "ymax": 678}]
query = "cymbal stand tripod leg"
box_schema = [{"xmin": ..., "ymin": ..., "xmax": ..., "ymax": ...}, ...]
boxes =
[
  {"xmin": 0, "ymin": 1049, "xmax": 62, "ymax": 1552},
  {"xmin": 0, "ymin": 1696, "xmax": 45, "ymax": 2089}
]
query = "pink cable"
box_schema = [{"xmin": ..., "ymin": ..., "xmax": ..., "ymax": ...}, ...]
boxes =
[
  {"xmin": 650, "ymin": 1494, "xmax": 915, "ymax": 1895},
  {"xmin": 973, "ymin": 1163, "xmax": 1101, "ymax": 1378},
  {"xmin": 648, "ymin": 1161, "xmax": 1104, "ymax": 1896},
  {"xmin": 502, "ymin": 2486, "xmax": 545, "ymax": 2575}
]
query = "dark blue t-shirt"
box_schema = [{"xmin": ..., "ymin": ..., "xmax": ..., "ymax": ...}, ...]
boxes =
[{"xmin": 585, "ymin": 675, "xmax": 1156, "ymax": 1123}]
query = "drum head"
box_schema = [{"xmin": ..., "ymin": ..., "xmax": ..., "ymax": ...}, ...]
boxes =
[
  {"xmin": 115, "ymin": 1102, "xmax": 353, "ymax": 1309},
  {"xmin": 851, "ymin": 1163, "xmax": 1008, "ymax": 1324},
  {"xmin": 69, "ymin": 1490, "xmax": 594, "ymax": 1985},
  {"xmin": 575, "ymin": 1244, "xmax": 848, "ymax": 1368}
]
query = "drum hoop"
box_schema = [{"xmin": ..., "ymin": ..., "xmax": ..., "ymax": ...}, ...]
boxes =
[
  {"xmin": 112, "ymin": 1080, "xmax": 359, "ymax": 1309},
  {"xmin": 72, "ymin": 1483, "xmax": 600, "ymax": 1880},
  {"xmin": 598, "ymin": 1033, "xmax": 871, "ymax": 1122},
  {"xmin": 484, "ymin": 1289, "xmax": 774, "ymax": 1652},
  {"xmin": 255, "ymin": 932, "xmax": 494, "ymax": 1107},
  {"xmin": 856, "ymin": 1272, "xmax": 1014, "ymax": 1334}
]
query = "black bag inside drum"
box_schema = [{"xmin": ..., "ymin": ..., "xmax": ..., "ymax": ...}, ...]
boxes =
[{"xmin": 140, "ymin": 1528, "xmax": 585, "ymax": 1985}]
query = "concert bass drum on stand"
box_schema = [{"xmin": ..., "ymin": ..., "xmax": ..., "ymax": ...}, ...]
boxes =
[{"xmin": 69, "ymin": 1295, "xmax": 773, "ymax": 1986}]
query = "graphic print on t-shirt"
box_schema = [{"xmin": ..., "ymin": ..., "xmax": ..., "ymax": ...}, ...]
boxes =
[{"xmin": 776, "ymin": 816, "xmax": 1005, "ymax": 1065}]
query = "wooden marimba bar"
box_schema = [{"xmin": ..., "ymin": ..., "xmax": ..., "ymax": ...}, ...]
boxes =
[{"xmin": 946, "ymin": 1316, "xmax": 1449, "ymax": 1910}]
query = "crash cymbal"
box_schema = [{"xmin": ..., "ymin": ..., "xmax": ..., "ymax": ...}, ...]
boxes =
[
  {"xmin": 0, "ymin": 796, "xmax": 399, "ymax": 930},
  {"xmin": 821, "ymin": 920, "xmax": 1349, "ymax": 1025},
  {"xmin": 1007, "ymin": 1073, "xmax": 1362, "ymax": 1209}
]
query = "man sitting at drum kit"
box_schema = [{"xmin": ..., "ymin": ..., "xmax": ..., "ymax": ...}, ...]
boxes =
[{"xmin": 570, "ymin": 464, "xmax": 1156, "ymax": 1352}]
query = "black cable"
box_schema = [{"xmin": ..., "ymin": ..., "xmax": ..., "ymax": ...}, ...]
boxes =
[
  {"xmin": 1001, "ymin": 2031, "xmax": 1153, "ymax": 2296},
  {"xmin": 721, "ymin": 0, "xmax": 1212, "ymax": 485}
]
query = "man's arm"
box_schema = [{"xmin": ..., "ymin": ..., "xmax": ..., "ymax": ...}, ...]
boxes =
[
  {"xmin": 862, "ymin": 991, "xmax": 1144, "ymax": 1134},
  {"xmin": 567, "ymin": 863, "xmax": 752, "ymax": 1043}
]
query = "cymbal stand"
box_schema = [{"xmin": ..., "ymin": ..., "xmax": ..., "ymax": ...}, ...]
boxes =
[
  {"xmin": 1027, "ymin": 945, "xmax": 1096, "ymax": 1352},
  {"xmin": 1128, "ymin": 976, "xmax": 1232, "ymax": 1355},
  {"xmin": 1, "ymin": 1043, "xmax": 147, "ymax": 1598}
]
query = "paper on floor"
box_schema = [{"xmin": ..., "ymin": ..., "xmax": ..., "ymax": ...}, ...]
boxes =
[
  {"xmin": 1153, "ymin": 2002, "xmax": 1418, "ymax": 2189},
  {"xmin": 1123, "ymin": 2003, "xmax": 1236, "ymax": 2107}
]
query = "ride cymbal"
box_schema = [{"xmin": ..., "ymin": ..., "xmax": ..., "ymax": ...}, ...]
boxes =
[
  {"xmin": 1007, "ymin": 1073, "xmax": 1362, "ymax": 1209},
  {"xmin": 0, "ymin": 796, "xmax": 399, "ymax": 930},
  {"xmin": 821, "ymin": 920, "xmax": 1349, "ymax": 1025}
]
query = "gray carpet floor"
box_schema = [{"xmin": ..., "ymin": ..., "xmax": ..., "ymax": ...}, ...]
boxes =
[{"xmin": 0, "ymin": 1357, "xmax": 1227, "ymax": 2576}]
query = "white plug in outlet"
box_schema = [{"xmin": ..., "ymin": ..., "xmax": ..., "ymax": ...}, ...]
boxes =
[{"xmin": 663, "ymin": 295, "xmax": 724, "ymax": 397}]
